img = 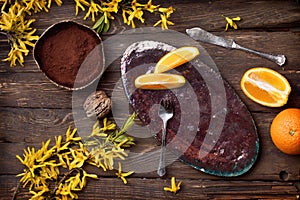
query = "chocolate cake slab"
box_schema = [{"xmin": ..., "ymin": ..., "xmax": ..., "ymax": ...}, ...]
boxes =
[{"xmin": 120, "ymin": 41, "xmax": 259, "ymax": 177}]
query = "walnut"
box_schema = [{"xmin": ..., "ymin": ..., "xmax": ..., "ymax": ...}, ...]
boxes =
[{"xmin": 83, "ymin": 90, "xmax": 112, "ymax": 118}]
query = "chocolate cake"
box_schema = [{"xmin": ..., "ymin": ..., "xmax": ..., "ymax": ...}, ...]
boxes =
[{"xmin": 121, "ymin": 41, "xmax": 259, "ymax": 177}]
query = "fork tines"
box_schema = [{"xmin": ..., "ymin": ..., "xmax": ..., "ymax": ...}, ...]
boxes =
[{"xmin": 160, "ymin": 98, "xmax": 173, "ymax": 111}]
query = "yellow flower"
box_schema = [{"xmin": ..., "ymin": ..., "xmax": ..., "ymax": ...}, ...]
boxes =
[
  {"xmin": 102, "ymin": 0, "xmax": 120, "ymax": 13},
  {"xmin": 122, "ymin": 9, "xmax": 128, "ymax": 24},
  {"xmin": 99, "ymin": 118, "xmax": 116, "ymax": 132},
  {"xmin": 100, "ymin": 7, "xmax": 114, "ymax": 24},
  {"xmin": 80, "ymin": 170, "xmax": 98, "ymax": 188},
  {"xmin": 89, "ymin": 141, "xmax": 128, "ymax": 170},
  {"xmin": 57, "ymin": 153, "xmax": 67, "ymax": 168},
  {"xmin": 153, "ymin": 14, "xmax": 174, "ymax": 30},
  {"xmin": 90, "ymin": 120, "xmax": 107, "ymax": 137},
  {"xmin": 68, "ymin": 148, "xmax": 88, "ymax": 170},
  {"xmin": 74, "ymin": 0, "xmax": 90, "ymax": 15},
  {"xmin": 70, "ymin": 173, "xmax": 81, "ymax": 191},
  {"xmin": 2, "ymin": 42, "xmax": 28, "ymax": 67},
  {"xmin": 134, "ymin": 8, "xmax": 144, "ymax": 23},
  {"xmin": 23, "ymin": 28, "xmax": 39, "ymax": 47},
  {"xmin": 124, "ymin": 10, "xmax": 135, "ymax": 28},
  {"xmin": 65, "ymin": 127, "xmax": 81, "ymax": 142},
  {"xmin": 223, "ymin": 15, "xmax": 241, "ymax": 31},
  {"xmin": 47, "ymin": 0, "xmax": 63, "ymax": 9},
  {"xmin": 158, "ymin": 6, "xmax": 174, "ymax": 18},
  {"xmin": 56, "ymin": 181, "xmax": 78, "ymax": 199},
  {"xmin": 144, "ymin": 0, "xmax": 159, "ymax": 13},
  {"xmin": 54, "ymin": 135, "xmax": 62, "ymax": 149},
  {"xmin": 87, "ymin": 153, "xmax": 107, "ymax": 171},
  {"xmin": 164, "ymin": 177, "xmax": 182, "ymax": 194},
  {"xmin": 115, "ymin": 162, "xmax": 134, "ymax": 184},
  {"xmin": 0, "ymin": 0, "xmax": 8, "ymax": 11},
  {"xmin": 131, "ymin": 0, "xmax": 144, "ymax": 8},
  {"xmin": 16, "ymin": 147, "xmax": 51, "ymax": 190},
  {"xmin": 126, "ymin": 7, "xmax": 144, "ymax": 28},
  {"xmin": 83, "ymin": 0, "xmax": 102, "ymax": 21},
  {"xmin": 63, "ymin": 152, "xmax": 71, "ymax": 167},
  {"xmin": 29, "ymin": 185, "xmax": 49, "ymax": 199}
]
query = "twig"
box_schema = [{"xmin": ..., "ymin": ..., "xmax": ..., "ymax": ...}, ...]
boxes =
[
  {"xmin": 12, "ymin": 181, "xmax": 21, "ymax": 200},
  {"xmin": 52, "ymin": 168, "xmax": 79, "ymax": 195},
  {"xmin": 0, "ymin": 31, "xmax": 8, "ymax": 37}
]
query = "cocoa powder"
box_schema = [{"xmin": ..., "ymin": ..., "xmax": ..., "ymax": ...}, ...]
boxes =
[{"xmin": 34, "ymin": 21, "xmax": 104, "ymax": 89}]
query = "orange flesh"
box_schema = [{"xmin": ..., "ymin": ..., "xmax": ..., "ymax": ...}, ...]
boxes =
[
  {"xmin": 244, "ymin": 82, "xmax": 277, "ymax": 103},
  {"xmin": 154, "ymin": 47, "xmax": 199, "ymax": 73},
  {"xmin": 135, "ymin": 73, "xmax": 186, "ymax": 90},
  {"xmin": 155, "ymin": 55, "xmax": 189, "ymax": 73},
  {"xmin": 249, "ymin": 72, "xmax": 286, "ymax": 91}
]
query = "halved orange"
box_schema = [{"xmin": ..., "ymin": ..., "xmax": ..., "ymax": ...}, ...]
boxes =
[
  {"xmin": 240, "ymin": 67, "xmax": 291, "ymax": 107},
  {"xmin": 135, "ymin": 73, "xmax": 186, "ymax": 90},
  {"xmin": 154, "ymin": 46, "xmax": 199, "ymax": 73}
]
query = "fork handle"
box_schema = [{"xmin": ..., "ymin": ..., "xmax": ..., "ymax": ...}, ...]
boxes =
[{"xmin": 157, "ymin": 121, "xmax": 167, "ymax": 177}]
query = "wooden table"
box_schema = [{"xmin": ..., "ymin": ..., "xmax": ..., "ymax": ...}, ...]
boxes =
[{"xmin": 1, "ymin": 0, "xmax": 300, "ymax": 199}]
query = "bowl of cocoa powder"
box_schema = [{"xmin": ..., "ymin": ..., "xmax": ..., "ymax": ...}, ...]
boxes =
[{"xmin": 34, "ymin": 20, "xmax": 104, "ymax": 90}]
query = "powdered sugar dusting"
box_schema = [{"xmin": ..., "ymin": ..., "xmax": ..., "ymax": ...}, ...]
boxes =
[{"xmin": 120, "ymin": 41, "xmax": 175, "ymax": 75}]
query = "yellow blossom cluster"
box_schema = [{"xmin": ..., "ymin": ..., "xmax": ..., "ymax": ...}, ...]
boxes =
[
  {"xmin": 1, "ymin": 0, "xmax": 62, "ymax": 13},
  {"xmin": 85, "ymin": 114, "xmax": 135, "ymax": 171},
  {"xmin": 0, "ymin": 3, "xmax": 38, "ymax": 67},
  {"xmin": 16, "ymin": 114, "xmax": 136, "ymax": 199},
  {"xmin": 74, "ymin": 0, "xmax": 175, "ymax": 32},
  {"xmin": 0, "ymin": 0, "xmax": 62, "ymax": 67},
  {"xmin": 16, "ymin": 127, "xmax": 97, "ymax": 199}
]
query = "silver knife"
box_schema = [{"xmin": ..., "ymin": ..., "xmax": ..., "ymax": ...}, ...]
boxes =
[{"xmin": 186, "ymin": 27, "xmax": 286, "ymax": 66}]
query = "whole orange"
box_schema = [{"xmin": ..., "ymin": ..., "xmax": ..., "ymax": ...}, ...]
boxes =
[{"xmin": 270, "ymin": 108, "xmax": 300, "ymax": 155}]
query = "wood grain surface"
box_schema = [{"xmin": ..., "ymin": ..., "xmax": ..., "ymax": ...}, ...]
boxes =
[{"xmin": 0, "ymin": 0, "xmax": 299, "ymax": 199}]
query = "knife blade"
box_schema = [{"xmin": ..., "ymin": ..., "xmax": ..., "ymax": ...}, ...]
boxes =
[
  {"xmin": 186, "ymin": 27, "xmax": 235, "ymax": 49},
  {"xmin": 186, "ymin": 27, "xmax": 286, "ymax": 66}
]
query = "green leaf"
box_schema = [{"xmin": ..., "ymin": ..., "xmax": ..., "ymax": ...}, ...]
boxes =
[
  {"xmin": 96, "ymin": 22, "xmax": 105, "ymax": 33},
  {"xmin": 103, "ymin": 19, "xmax": 110, "ymax": 32},
  {"xmin": 92, "ymin": 15, "xmax": 105, "ymax": 29}
]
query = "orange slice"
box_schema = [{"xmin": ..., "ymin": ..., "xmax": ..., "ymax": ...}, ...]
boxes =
[
  {"xmin": 240, "ymin": 67, "xmax": 291, "ymax": 107},
  {"xmin": 135, "ymin": 73, "xmax": 186, "ymax": 90},
  {"xmin": 154, "ymin": 46, "xmax": 199, "ymax": 73}
]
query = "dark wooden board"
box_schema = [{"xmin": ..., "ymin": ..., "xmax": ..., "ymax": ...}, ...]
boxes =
[
  {"xmin": 1, "ymin": 176, "xmax": 299, "ymax": 200},
  {"xmin": 0, "ymin": 0, "xmax": 299, "ymax": 199}
]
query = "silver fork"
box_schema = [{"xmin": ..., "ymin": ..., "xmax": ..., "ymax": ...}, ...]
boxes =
[{"xmin": 157, "ymin": 98, "xmax": 174, "ymax": 177}]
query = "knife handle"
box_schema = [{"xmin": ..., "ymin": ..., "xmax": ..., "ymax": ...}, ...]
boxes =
[{"xmin": 233, "ymin": 42, "xmax": 286, "ymax": 66}]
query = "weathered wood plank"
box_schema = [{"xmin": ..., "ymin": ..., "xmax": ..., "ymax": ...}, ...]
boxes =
[
  {"xmin": 2, "ymin": 30, "xmax": 299, "ymax": 92},
  {"xmin": 0, "ymin": 0, "xmax": 299, "ymax": 72},
  {"xmin": 0, "ymin": 71, "xmax": 120, "ymax": 109},
  {"xmin": 169, "ymin": 0, "xmax": 300, "ymax": 32},
  {"xmin": 0, "ymin": 108, "xmax": 74, "ymax": 144},
  {"xmin": 1, "ymin": 30, "xmax": 300, "ymax": 72},
  {"xmin": 0, "ymin": 68, "xmax": 298, "ymax": 112},
  {"xmin": 0, "ymin": 107, "xmax": 299, "ymax": 181},
  {"xmin": 1, "ymin": 0, "xmax": 298, "ymax": 35},
  {"xmin": 0, "ymin": 175, "xmax": 299, "ymax": 200},
  {"xmin": 1, "ymin": 30, "xmax": 300, "ymax": 111},
  {"xmin": 0, "ymin": 1, "xmax": 300, "ymax": 199}
]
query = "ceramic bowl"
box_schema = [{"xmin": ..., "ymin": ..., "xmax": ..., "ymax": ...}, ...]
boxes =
[{"xmin": 33, "ymin": 20, "xmax": 105, "ymax": 90}]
